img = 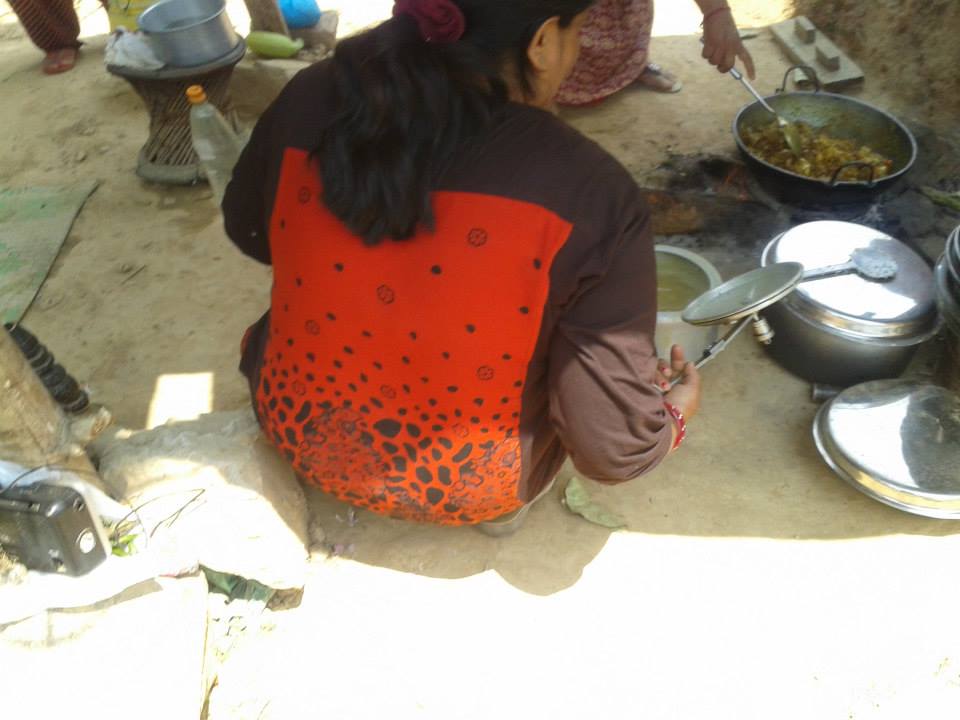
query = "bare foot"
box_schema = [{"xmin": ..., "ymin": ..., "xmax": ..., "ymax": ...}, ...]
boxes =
[
  {"xmin": 42, "ymin": 47, "xmax": 78, "ymax": 75},
  {"xmin": 636, "ymin": 63, "xmax": 683, "ymax": 93}
]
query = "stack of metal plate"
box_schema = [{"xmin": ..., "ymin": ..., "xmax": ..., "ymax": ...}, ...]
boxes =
[
  {"xmin": 812, "ymin": 226, "xmax": 960, "ymax": 518},
  {"xmin": 935, "ymin": 225, "xmax": 960, "ymax": 391},
  {"xmin": 938, "ymin": 225, "xmax": 960, "ymax": 332}
]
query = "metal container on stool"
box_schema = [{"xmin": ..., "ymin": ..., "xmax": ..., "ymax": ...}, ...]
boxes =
[
  {"xmin": 761, "ymin": 221, "xmax": 941, "ymax": 387},
  {"xmin": 138, "ymin": 0, "xmax": 239, "ymax": 67}
]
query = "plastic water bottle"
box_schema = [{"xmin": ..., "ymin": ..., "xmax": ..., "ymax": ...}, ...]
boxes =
[{"xmin": 186, "ymin": 85, "xmax": 244, "ymax": 204}]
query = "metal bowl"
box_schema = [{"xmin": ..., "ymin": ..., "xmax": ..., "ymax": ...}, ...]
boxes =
[
  {"xmin": 138, "ymin": 0, "xmax": 238, "ymax": 67},
  {"xmin": 814, "ymin": 380, "xmax": 960, "ymax": 518},
  {"xmin": 654, "ymin": 246, "xmax": 722, "ymax": 361}
]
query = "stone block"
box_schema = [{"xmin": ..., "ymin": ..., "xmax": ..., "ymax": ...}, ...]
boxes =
[
  {"xmin": 793, "ymin": 17, "xmax": 817, "ymax": 44},
  {"xmin": 816, "ymin": 37, "xmax": 842, "ymax": 72},
  {"xmin": 93, "ymin": 410, "xmax": 309, "ymax": 590},
  {"xmin": 231, "ymin": 58, "xmax": 312, "ymax": 118}
]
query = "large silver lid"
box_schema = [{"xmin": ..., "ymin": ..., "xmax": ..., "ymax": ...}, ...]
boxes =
[
  {"xmin": 813, "ymin": 380, "xmax": 960, "ymax": 519},
  {"xmin": 762, "ymin": 221, "xmax": 938, "ymax": 339},
  {"xmin": 682, "ymin": 263, "xmax": 804, "ymax": 326}
]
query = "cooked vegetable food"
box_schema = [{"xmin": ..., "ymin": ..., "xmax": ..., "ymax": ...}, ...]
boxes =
[{"xmin": 743, "ymin": 121, "xmax": 894, "ymax": 182}]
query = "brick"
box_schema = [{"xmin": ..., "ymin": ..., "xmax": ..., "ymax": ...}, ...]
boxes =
[
  {"xmin": 794, "ymin": 17, "xmax": 817, "ymax": 44},
  {"xmin": 816, "ymin": 37, "xmax": 842, "ymax": 72}
]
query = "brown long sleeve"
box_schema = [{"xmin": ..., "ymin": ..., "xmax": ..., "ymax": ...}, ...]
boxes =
[{"xmin": 548, "ymin": 208, "xmax": 671, "ymax": 483}]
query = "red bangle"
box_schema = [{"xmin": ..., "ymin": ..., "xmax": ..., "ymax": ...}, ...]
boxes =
[
  {"xmin": 701, "ymin": 5, "xmax": 731, "ymax": 26},
  {"xmin": 663, "ymin": 401, "xmax": 687, "ymax": 451}
]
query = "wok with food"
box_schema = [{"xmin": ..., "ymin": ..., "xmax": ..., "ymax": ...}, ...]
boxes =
[
  {"xmin": 742, "ymin": 121, "xmax": 894, "ymax": 183},
  {"xmin": 732, "ymin": 69, "xmax": 917, "ymax": 206}
]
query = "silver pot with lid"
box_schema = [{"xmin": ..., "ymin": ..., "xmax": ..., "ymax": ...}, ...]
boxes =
[{"xmin": 760, "ymin": 221, "xmax": 940, "ymax": 386}]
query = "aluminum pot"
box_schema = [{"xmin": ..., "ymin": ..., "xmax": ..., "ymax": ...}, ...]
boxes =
[
  {"xmin": 761, "ymin": 221, "xmax": 941, "ymax": 387},
  {"xmin": 138, "ymin": 0, "xmax": 238, "ymax": 67},
  {"xmin": 654, "ymin": 246, "xmax": 722, "ymax": 361},
  {"xmin": 733, "ymin": 67, "xmax": 917, "ymax": 208}
]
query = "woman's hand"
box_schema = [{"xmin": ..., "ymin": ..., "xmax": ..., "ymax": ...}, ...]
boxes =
[
  {"xmin": 701, "ymin": 7, "xmax": 755, "ymax": 79},
  {"xmin": 657, "ymin": 345, "xmax": 703, "ymax": 420}
]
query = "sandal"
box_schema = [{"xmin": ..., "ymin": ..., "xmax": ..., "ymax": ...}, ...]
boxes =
[
  {"xmin": 637, "ymin": 62, "xmax": 683, "ymax": 93},
  {"xmin": 42, "ymin": 47, "xmax": 78, "ymax": 75}
]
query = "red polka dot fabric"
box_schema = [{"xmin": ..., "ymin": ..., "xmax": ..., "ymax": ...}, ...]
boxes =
[{"xmin": 253, "ymin": 149, "xmax": 571, "ymax": 524}]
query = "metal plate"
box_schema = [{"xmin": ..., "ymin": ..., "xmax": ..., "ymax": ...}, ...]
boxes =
[
  {"xmin": 682, "ymin": 263, "xmax": 803, "ymax": 326},
  {"xmin": 813, "ymin": 380, "xmax": 960, "ymax": 518},
  {"xmin": 763, "ymin": 221, "xmax": 937, "ymax": 338}
]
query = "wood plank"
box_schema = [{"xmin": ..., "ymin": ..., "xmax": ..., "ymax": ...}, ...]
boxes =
[
  {"xmin": 243, "ymin": 0, "xmax": 290, "ymax": 36},
  {"xmin": 0, "ymin": 327, "xmax": 99, "ymax": 483}
]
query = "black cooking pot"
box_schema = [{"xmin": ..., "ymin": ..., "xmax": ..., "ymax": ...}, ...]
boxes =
[{"xmin": 733, "ymin": 67, "xmax": 917, "ymax": 208}]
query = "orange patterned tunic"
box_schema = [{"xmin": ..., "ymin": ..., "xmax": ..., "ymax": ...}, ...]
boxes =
[{"xmin": 225, "ymin": 62, "xmax": 672, "ymax": 525}]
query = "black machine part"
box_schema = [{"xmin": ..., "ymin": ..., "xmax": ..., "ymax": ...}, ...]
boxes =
[
  {"xmin": 0, "ymin": 482, "xmax": 107, "ymax": 576},
  {"xmin": 3, "ymin": 323, "xmax": 89, "ymax": 413}
]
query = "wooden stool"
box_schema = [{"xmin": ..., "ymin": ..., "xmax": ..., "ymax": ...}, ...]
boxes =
[{"xmin": 107, "ymin": 42, "xmax": 246, "ymax": 186}]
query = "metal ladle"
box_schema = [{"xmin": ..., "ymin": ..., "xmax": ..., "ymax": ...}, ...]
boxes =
[
  {"xmin": 665, "ymin": 312, "xmax": 774, "ymax": 390},
  {"xmin": 661, "ymin": 251, "xmax": 899, "ymax": 391},
  {"xmin": 664, "ymin": 263, "xmax": 805, "ymax": 390},
  {"xmin": 726, "ymin": 67, "xmax": 803, "ymax": 157},
  {"xmin": 801, "ymin": 248, "xmax": 899, "ymax": 283},
  {"xmin": 698, "ymin": 36, "xmax": 803, "ymax": 156}
]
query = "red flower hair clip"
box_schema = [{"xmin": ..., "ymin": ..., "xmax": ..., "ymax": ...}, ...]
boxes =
[{"xmin": 394, "ymin": 0, "xmax": 466, "ymax": 44}]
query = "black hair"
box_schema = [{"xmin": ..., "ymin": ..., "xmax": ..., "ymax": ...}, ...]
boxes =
[{"xmin": 314, "ymin": 1, "xmax": 593, "ymax": 245}]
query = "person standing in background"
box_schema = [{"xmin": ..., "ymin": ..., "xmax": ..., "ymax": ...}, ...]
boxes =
[
  {"xmin": 557, "ymin": 0, "xmax": 755, "ymax": 105},
  {"xmin": 8, "ymin": 0, "xmax": 108, "ymax": 74}
]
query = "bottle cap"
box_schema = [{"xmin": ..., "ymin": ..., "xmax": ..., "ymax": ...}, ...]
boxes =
[{"xmin": 186, "ymin": 85, "xmax": 207, "ymax": 105}]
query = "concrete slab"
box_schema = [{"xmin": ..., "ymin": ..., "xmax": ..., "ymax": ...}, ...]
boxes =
[
  {"xmin": 770, "ymin": 16, "xmax": 865, "ymax": 89},
  {"xmin": 94, "ymin": 411, "xmax": 310, "ymax": 590}
]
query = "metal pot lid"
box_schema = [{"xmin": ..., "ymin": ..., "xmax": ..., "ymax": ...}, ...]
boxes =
[
  {"xmin": 682, "ymin": 263, "xmax": 804, "ymax": 326},
  {"xmin": 813, "ymin": 380, "xmax": 960, "ymax": 519},
  {"xmin": 763, "ymin": 221, "xmax": 938, "ymax": 338}
]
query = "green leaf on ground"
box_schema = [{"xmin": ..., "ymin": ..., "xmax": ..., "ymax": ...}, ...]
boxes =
[
  {"xmin": 921, "ymin": 186, "xmax": 960, "ymax": 212},
  {"xmin": 563, "ymin": 476, "xmax": 627, "ymax": 529}
]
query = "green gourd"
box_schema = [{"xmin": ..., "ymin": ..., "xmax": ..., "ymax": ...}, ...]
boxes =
[{"xmin": 247, "ymin": 31, "xmax": 305, "ymax": 59}]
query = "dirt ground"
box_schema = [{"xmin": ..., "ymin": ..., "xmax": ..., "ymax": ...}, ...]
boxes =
[
  {"xmin": 0, "ymin": 0, "xmax": 952, "ymax": 430},
  {"xmin": 2, "ymin": 2, "xmax": 960, "ymax": 718}
]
